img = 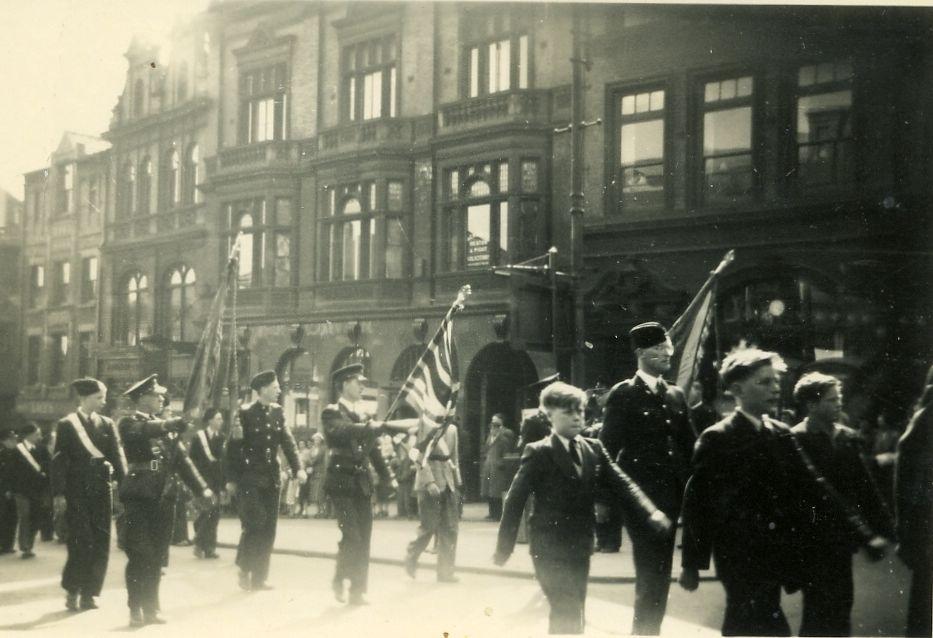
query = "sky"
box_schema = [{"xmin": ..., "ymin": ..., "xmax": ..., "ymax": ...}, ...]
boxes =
[{"xmin": 0, "ymin": 0, "xmax": 210, "ymax": 200}]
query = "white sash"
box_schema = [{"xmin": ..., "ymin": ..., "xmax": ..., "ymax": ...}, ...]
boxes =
[
  {"xmin": 65, "ymin": 412, "xmax": 104, "ymax": 459},
  {"xmin": 16, "ymin": 443, "xmax": 43, "ymax": 475},
  {"xmin": 198, "ymin": 430, "xmax": 217, "ymax": 463},
  {"xmin": 108, "ymin": 417, "xmax": 129, "ymax": 476}
]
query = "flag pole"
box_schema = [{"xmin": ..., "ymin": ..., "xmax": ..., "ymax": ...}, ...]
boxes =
[
  {"xmin": 382, "ymin": 285, "xmax": 471, "ymax": 426},
  {"xmin": 225, "ymin": 232, "xmax": 243, "ymax": 442}
]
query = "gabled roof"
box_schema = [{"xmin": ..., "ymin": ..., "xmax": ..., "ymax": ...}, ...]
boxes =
[{"xmin": 52, "ymin": 132, "xmax": 110, "ymax": 161}]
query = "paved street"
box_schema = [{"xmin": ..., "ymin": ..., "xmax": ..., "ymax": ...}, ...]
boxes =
[{"xmin": 0, "ymin": 510, "xmax": 913, "ymax": 637}]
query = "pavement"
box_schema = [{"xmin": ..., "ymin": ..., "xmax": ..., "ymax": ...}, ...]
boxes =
[{"xmin": 0, "ymin": 505, "xmax": 913, "ymax": 637}]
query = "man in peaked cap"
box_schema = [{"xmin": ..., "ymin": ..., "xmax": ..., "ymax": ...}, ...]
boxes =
[
  {"xmin": 321, "ymin": 362, "xmax": 395, "ymax": 605},
  {"xmin": 598, "ymin": 322, "xmax": 696, "ymax": 635},
  {"xmin": 0, "ymin": 428, "xmax": 18, "ymax": 555},
  {"xmin": 118, "ymin": 374, "xmax": 211, "ymax": 626},
  {"xmin": 225, "ymin": 370, "xmax": 304, "ymax": 592},
  {"xmin": 51, "ymin": 378, "xmax": 126, "ymax": 612}
]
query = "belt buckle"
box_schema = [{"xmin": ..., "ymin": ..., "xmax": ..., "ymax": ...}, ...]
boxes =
[{"xmin": 150, "ymin": 459, "xmax": 160, "ymax": 472}]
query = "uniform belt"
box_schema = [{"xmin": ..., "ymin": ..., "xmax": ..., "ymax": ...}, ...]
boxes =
[
  {"xmin": 427, "ymin": 455, "xmax": 450, "ymax": 461},
  {"xmin": 128, "ymin": 460, "xmax": 163, "ymax": 472}
]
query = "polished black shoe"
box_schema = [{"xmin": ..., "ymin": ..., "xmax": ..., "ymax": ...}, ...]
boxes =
[
  {"xmin": 204, "ymin": 552, "xmax": 220, "ymax": 559},
  {"xmin": 79, "ymin": 595, "xmax": 98, "ymax": 610},
  {"xmin": 332, "ymin": 580, "xmax": 346, "ymax": 603},
  {"xmin": 347, "ymin": 593, "xmax": 369, "ymax": 606},
  {"xmin": 65, "ymin": 592, "xmax": 79, "ymax": 612},
  {"xmin": 193, "ymin": 546, "xmax": 204, "ymax": 558},
  {"xmin": 404, "ymin": 556, "xmax": 417, "ymax": 579},
  {"xmin": 129, "ymin": 608, "xmax": 145, "ymax": 627},
  {"xmin": 21, "ymin": 551, "xmax": 35, "ymax": 559},
  {"xmin": 238, "ymin": 570, "xmax": 251, "ymax": 591},
  {"xmin": 143, "ymin": 611, "xmax": 166, "ymax": 625}
]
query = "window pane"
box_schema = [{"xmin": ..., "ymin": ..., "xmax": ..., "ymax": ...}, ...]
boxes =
[
  {"xmin": 449, "ymin": 170, "xmax": 459, "ymax": 197},
  {"xmin": 649, "ymin": 90, "xmax": 664, "ymax": 111},
  {"xmin": 498, "ymin": 201, "xmax": 509, "ymax": 265},
  {"xmin": 621, "ymin": 95, "xmax": 635, "ymax": 115},
  {"xmin": 466, "ymin": 204, "xmax": 491, "ymax": 269},
  {"xmin": 469, "ymin": 47, "xmax": 479, "ymax": 98},
  {"xmin": 342, "ymin": 197, "xmax": 362, "ymax": 215},
  {"xmin": 469, "ymin": 180, "xmax": 491, "ymax": 198},
  {"xmin": 487, "ymin": 42, "xmax": 498, "ymax": 94},
  {"xmin": 620, "ymin": 119, "xmax": 664, "ymax": 167},
  {"xmin": 720, "ymin": 79, "xmax": 736, "ymax": 100},
  {"xmin": 239, "ymin": 233, "xmax": 253, "ymax": 287},
  {"xmin": 798, "ymin": 65, "xmax": 816, "ymax": 87},
  {"xmin": 737, "ymin": 76, "xmax": 753, "ymax": 97},
  {"xmin": 498, "ymin": 39, "xmax": 510, "ymax": 92},
  {"xmin": 447, "ymin": 210, "xmax": 461, "ymax": 270},
  {"xmin": 620, "ymin": 118, "xmax": 664, "ymax": 208},
  {"xmin": 386, "ymin": 218, "xmax": 404, "ymax": 278},
  {"xmin": 704, "ymin": 106, "xmax": 754, "ymax": 203},
  {"xmin": 348, "ymin": 77, "xmax": 356, "ymax": 121},
  {"xmin": 342, "ymin": 220, "xmax": 361, "ymax": 281},
  {"xmin": 816, "ymin": 62, "xmax": 835, "ymax": 84},
  {"xmin": 498, "ymin": 162, "xmax": 509, "ymax": 193},
  {"xmin": 797, "ymin": 89, "xmax": 853, "ymax": 186},
  {"xmin": 518, "ymin": 35, "xmax": 529, "ymax": 89},
  {"xmin": 275, "ymin": 232, "xmax": 290, "ymax": 287},
  {"xmin": 389, "ymin": 66, "xmax": 397, "ymax": 118},
  {"xmin": 368, "ymin": 219, "xmax": 377, "ymax": 279},
  {"xmin": 704, "ymin": 82, "xmax": 719, "ymax": 103},
  {"xmin": 387, "ymin": 180, "xmax": 403, "ymax": 211},
  {"xmin": 276, "ymin": 198, "xmax": 292, "ymax": 225},
  {"xmin": 521, "ymin": 160, "xmax": 538, "ymax": 192},
  {"xmin": 635, "ymin": 92, "xmax": 650, "ymax": 113}
]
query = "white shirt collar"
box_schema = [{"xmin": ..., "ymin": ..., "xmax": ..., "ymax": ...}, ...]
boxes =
[
  {"xmin": 77, "ymin": 407, "xmax": 94, "ymax": 421},
  {"xmin": 636, "ymin": 369, "xmax": 663, "ymax": 393},
  {"xmin": 338, "ymin": 397, "xmax": 361, "ymax": 415},
  {"xmin": 737, "ymin": 408, "xmax": 763, "ymax": 431}
]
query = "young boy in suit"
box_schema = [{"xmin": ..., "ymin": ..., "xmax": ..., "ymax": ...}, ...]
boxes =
[{"xmin": 494, "ymin": 382, "xmax": 670, "ymax": 634}]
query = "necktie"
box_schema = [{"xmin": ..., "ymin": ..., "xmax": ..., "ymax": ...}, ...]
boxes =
[{"xmin": 568, "ymin": 439, "xmax": 582, "ymax": 474}]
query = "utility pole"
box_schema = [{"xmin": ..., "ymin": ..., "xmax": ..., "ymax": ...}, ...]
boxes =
[{"xmin": 556, "ymin": 6, "xmax": 600, "ymax": 386}]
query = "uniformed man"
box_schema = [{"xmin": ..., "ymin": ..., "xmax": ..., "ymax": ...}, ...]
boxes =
[
  {"xmin": 10, "ymin": 423, "xmax": 51, "ymax": 558},
  {"xmin": 0, "ymin": 428, "xmax": 18, "ymax": 555},
  {"xmin": 404, "ymin": 412, "xmax": 462, "ymax": 582},
  {"xmin": 598, "ymin": 322, "xmax": 696, "ymax": 635},
  {"xmin": 52, "ymin": 378, "xmax": 127, "ymax": 612},
  {"xmin": 224, "ymin": 370, "xmax": 305, "ymax": 592},
  {"xmin": 189, "ymin": 407, "xmax": 226, "ymax": 559},
  {"xmin": 118, "ymin": 374, "xmax": 211, "ymax": 627},
  {"xmin": 322, "ymin": 363, "xmax": 394, "ymax": 605}
]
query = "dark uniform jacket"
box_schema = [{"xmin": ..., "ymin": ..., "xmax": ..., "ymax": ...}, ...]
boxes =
[
  {"xmin": 52, "ymin": 411, "xmax": 127, "ymax": 497},
  {"xmin": 0, "ymin": 446, "xmax": 15, "ymax": 496},
  {"xmin": 226, "ymin": 402, "xmax": 300, "ymax": 489},
  {"xmin": 189, "ymin": 428, "xmax": 226, "ymax": 492},
  {"xmin": 118, "ymin": 412, "xmax": 207, "ymax": 502},
  {"xmin": 497, "ymin": 434, "xmax": 659, "ymax": 561},
  {"xmin": 321, "ymin": 401, "xmax": 391, "ymax": 497},
  {"xmin": 681, "ymin": 411, "xmax": 877, "ymax": 589},
  {"xmin": 10, "ymin": 442, "xmax": 51, "ymax": 499},
  {"xmin": 599, "ymin": 375, "xmax": 695, "ymax": 516},
  {"xmin": 792, "ymin": 421, "xmax": 894, "ymax": 550},
  {"xmin": 895, "ymin": 405, "xmax": 933, "ymax": 569}
]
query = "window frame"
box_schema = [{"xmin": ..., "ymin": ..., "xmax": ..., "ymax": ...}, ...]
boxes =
[
  {"xmin": 442, "ymin": 160, "xmax": 511, "ymax": 272},
  {"xmin": 792, "ymin": 58, "xmax": 856, "ymax": 190},
  {"xmin": 80, "ymin": 256, "xmax": 98, "ymax": 303},
  {"xmin": 163, "ymin": 264, "xmax": 197, "ymax": 342},
  {"xmin": 460, "ymin": 8, "xmax": 532, "ymax": 99},
  {"xmin": 607, "ymin": 80, "xmax": 671, "ymax": 216},
  {"xmin": 224, "ymin": 196, "xmax": 295, "ymax": 289},
  {"xmin": 119, "ymin": 271, "xmax": 151, "ymax": 346},
  {"xmin": 238, "ymin": 63, "xmax": 289, "ymax": 145},
  {"xmin": 341, "ymin": 34, "xmax": 399, "ymax": 123},
  {"xmin": 696, "ymin": 71, "xmax": 760, "ymax": 207}
]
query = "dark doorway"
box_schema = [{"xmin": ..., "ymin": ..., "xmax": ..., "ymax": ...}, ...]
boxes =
[{"xmin": 461, "ymin": 342, "xmax": 537, "ymax": 501}]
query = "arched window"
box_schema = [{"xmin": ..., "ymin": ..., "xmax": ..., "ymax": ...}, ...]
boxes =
[
  {"xmin": 121, "ymin": 272, "xmax": 151, "ymax": 345},
  {"xmin": 237, "ymin": 212, "xmax": 255, "ymax": 287},
  {"xmin": 185, "ymin": 144, "xmax": 200, "ymax": 204},
  {"xmin": 443, "ymin": 161, "xmax": 511, "ymax": 271},
  {"xmin": 138, "ymin": 157, "xmax": 152, "ymax": 215},
  {"xmin": 165, "ymin": 266, "xmax": 196, "ymax": 342},
  {"xmin": 134, "ymin": 78, "xmax": 145, "ymax": 117},
  {"xmin": 166, "ymin": 149, "xmax": 180, "ymax": 208},
  {"xmin": 318, "ymin": 182, "xmax": 390, "ymax": 282}
]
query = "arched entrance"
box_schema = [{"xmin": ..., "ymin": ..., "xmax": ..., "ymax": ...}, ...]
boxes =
[{"xmin": 461, "ymin": 342, "xmax": 537, "ymax": 500}]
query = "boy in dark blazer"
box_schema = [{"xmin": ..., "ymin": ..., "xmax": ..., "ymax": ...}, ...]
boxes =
[{"xmin": 494, "ymin": 382, "xmax": 670, "ymax": 634}]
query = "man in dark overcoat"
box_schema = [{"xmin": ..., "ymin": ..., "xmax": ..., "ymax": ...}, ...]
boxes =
[
  {"xmin": 10, "ymin": 423, "xmax": 51, "ymax": 558},
  {"xmin": 189, "ymin": 407, "xmax": 226, "ymax": 559}
]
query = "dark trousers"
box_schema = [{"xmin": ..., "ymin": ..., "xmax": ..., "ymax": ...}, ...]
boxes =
[
  {"xmin": 799, "ymin": 549, "xmax": 854, "ymax": 637},
  {"xmin": 487, "ymin": 497, "xmax": 502, "ymax": 520},
  {"xmin": 61, "ymin": 483, "xmax": 112, "ymax": 596},
  {"xmin": 396, "ymin": 479, "xmax": 414, "ymax": 518},
  {"xmin": 332, "ymin": 494, "xmax": 373, "ymax": 595},
  {"xmin": 14, "ymin": 495, "xmax": 37, "ymax": 552},
  {"xmin": 595, "ymin": 502, "xmax": 623, "ymax": 551},
  {"xmin": 629, "ymin": 523, "xmax": 676, "ymax": 635},
  {"xmin": 720, "ymin": 575, "xmax": 791, "ymax": 637},
  {"xmin": 235, "ymin": 483, "xmax": 279, "ymax": 585},
  {"xmin": 171, "ymin": 496, "xmax": 189, "ymax": 544},
  {"xmin": 532, "ymin": 554, "xmax": 591, "ymax": 634},
  {"xmin": 36, "ymin": 493, "xmax": 53, "ymax": 541},
  {"xmin": 906, "ymin": 557, "xmax": 932, "ymax": 638},
  {"xmin": 123, "ymin": 497, "xmax": 163, "ymax": 613},
  {"xmin": 0, "ymin": 493, "xmax": 16, "ymax": 551},
  {"xmin": 406, "ymin": 489, "xmax": 458, "ymax": 578},
  {"xmin": 194, "ymin": 502, "xmax": 220, "ymax": 554}
]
